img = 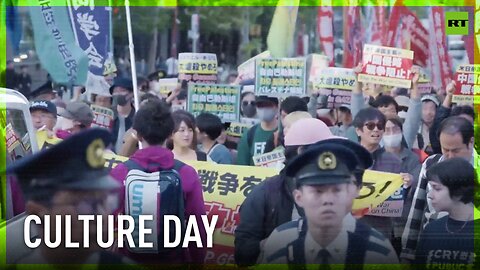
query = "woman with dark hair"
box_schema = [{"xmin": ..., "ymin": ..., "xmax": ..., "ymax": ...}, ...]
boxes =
[
  {"xmin": 170, "ymin": 110, "xmax": 207, "ymax": 161},
  {"xmin": 414, "ymin": 158, "xmax": 479, "ymax": 269},
  {"xmin": 240, "ymin": 91, "xmax": 257, "ymax": 118}
]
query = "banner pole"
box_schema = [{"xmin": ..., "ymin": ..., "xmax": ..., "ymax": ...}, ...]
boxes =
[{"xmin": 125, "ymin": 1, "xmax": 140, "ymax": 112}]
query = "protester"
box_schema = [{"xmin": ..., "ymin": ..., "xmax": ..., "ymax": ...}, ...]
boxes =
[
  {"xmin": 353, "ymin": 107, "xmax": 402, "ymax": 243},
  {"xmin": 55, "ymin": 101, "xmax": 94, "ymax": 139},
  {"xmin": 414, "ymin": 158, "xmax": 479, "ymax": 269},
  {"xmin": 17, "ymin": 65, "xmax": 32, "ymax": 97},
  {"xmin": 170, "ymin": 110, "xmax": 207, "ymax": 161},
  {"xmin": 330, "ymin": 104, "xmax": 353, "ymax": 138},
  {"xmin": 240, "ymin": 91, "xmax": 257, "ymax": 118},
  {"xmin": 109, "ymin": 78, "xmax": 135, "ymax": 153},
  {"xmin": 110, "ymin": 100, "xmax": 206, "ymax": 264},
  {"xmin": 195, "ymin": 113, "xmax": 232, "ymax": 164},
  {"xmin": 236, "ymin": 96, "xmax": 278, "ymax": 166},
  {"xmin": 235, "ymin": 118, "xmax": 335, "ymax": 266},
  {"xmin": 265, "ymin": 96, "xmax": 308, "ymax": 152},
  {"xmin": 5, "ymin": 60, "xmax": 18, "ymax": 90},
  {"xmin": 401, "ymin": 116, "xmax": 475, "ymax": 262},
  {"xmin": 262, "ymin": 140, "xmax": 400, "ymax": 266},
  {"xmin": 6, "ymin": 129, "xmax": 133, "ymax": 265},
  {"xmin": 29, "ymin": 100, "xmax": 57, "ymax": 131},
  {"xmin": 413, "ymin": 94, "xmax": 439, "ymax": 155}
]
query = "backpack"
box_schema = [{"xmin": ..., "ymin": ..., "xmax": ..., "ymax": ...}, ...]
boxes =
[
  {"xmin": 124, "ymin": 159, "xmax": 185, "ymax": 254},
  {"xmin": 247, "ymin": 124, "xmax": 258, "ymax": 150},
  {"xmin": 286, "ymin": 218, "xmax": 371, "ymax": 270}
]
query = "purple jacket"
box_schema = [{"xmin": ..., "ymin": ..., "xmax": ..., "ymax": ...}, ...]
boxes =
[{"xmin": 110, "ymin": 146, "xmax": 207, "ymax": 264}]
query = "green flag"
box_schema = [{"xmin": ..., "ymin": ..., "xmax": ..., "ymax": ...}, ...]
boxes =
[
  {"xmin": 267, "ymin": 0, "xmax": 299, "ymax": 58},
  {"xmin": 29, "ymin": 4, "xmax": 88, "ymax": 85}
]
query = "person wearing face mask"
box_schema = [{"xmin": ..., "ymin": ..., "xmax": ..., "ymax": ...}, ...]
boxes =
[
  {"xmin": 236, "ymin": 96, "xmax": 278, "ymax": 166},
  {"xmin": 109, "ymin": 77, "xmax": 135, "ymax": 153},
  {"xmin": 240, "ymin": 91, "xmax": 257, "ymax": 119},
  {"xmin": 384, "ymin": 117, "xmax": 422, "ymax": 254}
]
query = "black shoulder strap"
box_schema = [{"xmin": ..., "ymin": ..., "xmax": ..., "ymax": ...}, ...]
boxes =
[
  {"xmin": 247, "ymin": 124, "xmax": 258, "ymax": 149},
  {"xmin": 345, "ymin": 221, "xmax": 371, "ymax": 270},
  {"xmin": 172, "ymin": 159, "xmax": 185, "ymax": 172},
  {"xmin": 196, "ymin": 151, "xmax": 207, "ymax": 161},
  {"xmin": 426, "ymin": 154, "xmax": 442, "ymax": 169}
]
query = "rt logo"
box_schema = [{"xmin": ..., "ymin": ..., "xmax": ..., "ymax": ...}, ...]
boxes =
[{"xmin": 445, "ymin": 12, "xmax": 469, "ymax": 35}]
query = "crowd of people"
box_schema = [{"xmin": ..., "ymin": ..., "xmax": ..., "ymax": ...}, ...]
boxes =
[{"xmin": 4, "ymin": 45, "xmax": 479, "ymax": 269}]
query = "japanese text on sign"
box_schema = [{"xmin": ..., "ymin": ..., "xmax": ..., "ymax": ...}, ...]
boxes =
[
  {"xmin": 187, "ymin": 83, "xmax": 241, "ymax": 123},
  {"xmin": 90, "ymin": 104, "xmax": 114, "ymax": 130},
  {"xmin": 311, "ymin": 67, "xmax": 357, "ymax": 91},
  {"xmin": 255, "ymin": 58, "xmax": 306, "ymax": 97},
  {"xmin": 318, "ymin": 88, "xmax": 352, "ymax": 109},
  {"xmin": 358, "ymin": 44, "xmax": 414, "ymax": 88},
  {"xmin": 178, "ymin": 53, "xmax": 218, "ymax": 75},
  {"xmin": 453, "ymin": 64, "xmax": 480, "ymax": 104}
]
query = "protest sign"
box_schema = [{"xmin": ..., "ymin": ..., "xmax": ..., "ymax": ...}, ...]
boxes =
[
  {"xmin": 237, "ymin": 51, "xmax": 271, "ymax": 82},
  {"xmin": 6, "ymin": 124, "xmax": 20, "ymax": 153},
  {"xmin": 157, "ymin": 78, "xmax": 178, "ymax": 96},
  {"xmin": 453, "ymin": 64, "xmax": 480, "ymax": 104},
  {"xmin": 358, "ymin": 44, "xmax": 414, "ymax": 88},
  {"xmin": 97, "ymin": 153, "xmax": 403, "ymax": 265},
  {"xmin": 311, "ymin": 67, "xmax": 357, "ymax": 91},
  {"xmin": 367, "ymin": 188, "xmax": 404, "ymax": 217},
  {"xmin": 255, "ymin": 58, "xmax": 306, "ymax": 97},
  {"xmin": 253, "ymin": 148, "xmax": 285, "ymax": 169},
  {"xmin": 178, "ymin": 53, "xmax": 218, "ymax": 84},
  {"xmin": 317, "ymin": 88, "xmax": 352, "ymax": 109},
  {"xmin": 417, "ymin": 83, "xmax": 433, "ymax": 95},
  {"xmin": 227, "ymin": 122, "xmax": 252, "ymax": 137},
  {"xmin": 90, "ymin": 105, "xmax": 114, "ymax": 130},
  {"xmin": 36, "ymin": 130, "xmax": 62, "ymax": 150},
  {"xmin": 187, "ymin": 83, "xmax": 241, "ymax": 123}
]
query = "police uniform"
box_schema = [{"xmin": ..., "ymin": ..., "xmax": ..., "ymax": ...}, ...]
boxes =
[
  {"xmin": 261, "ymin": 140, "xmax": 400, "ymax": 269},
  {"xmin": 6, "ymin": 129, "xmax": 136, "ymax": 267}
]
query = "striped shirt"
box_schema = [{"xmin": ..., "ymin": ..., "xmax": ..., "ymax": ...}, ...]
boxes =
[{"xmin": 261, "ymin": 214, "xmax": 400, "ymax": 268}]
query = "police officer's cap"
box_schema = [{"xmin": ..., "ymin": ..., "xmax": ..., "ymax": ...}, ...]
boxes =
[
  {"xmin": 6, "ymin": 128, "xmax": 120, "ymax": 196},
  {"xmin": 29, "ymin": 81, "xmax": 55, "ymax": 99},
  {"xmin": 286, "ymin": 142, "xmax": 367, "ymax": 188},
  {"xmin": 147, "ymin": 69, "xmax": 167, "ymax": 81}
]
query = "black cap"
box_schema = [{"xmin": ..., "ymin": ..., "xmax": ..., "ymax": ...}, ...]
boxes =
[
  {"xmin": 109, "ymin": 77, "xmax": 133, "ymax": 95},
  {"xmin": 286, "ymin": 141, "xmax": 366, "ymax": 188},
  {"xmin": 148, "ymin": 69, "xmax": 167, "ymax": 81},
  {"xmin": 256, "ymin": 95, "xmax": 279, "ymax": 107},
  {"xmin": 6, "ymin": 129, "xmax": 119, "ymax": 197},
  {"xmin": 29, "ymin": 81, "xmax": 54, "ymax": 99},
  {"xmin": 30, "ymin": 100, "xmax": 57, "ymax": 116}
]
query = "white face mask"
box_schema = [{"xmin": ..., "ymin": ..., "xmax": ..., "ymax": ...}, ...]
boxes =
[{"xmin": 383, "ymin": 133, "xmax": 403, "ymax": 148}]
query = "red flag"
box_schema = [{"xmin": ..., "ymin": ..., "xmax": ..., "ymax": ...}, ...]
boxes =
[
  {"xmin": 462, "ymin": 6, "xmax": 477, "ymax": 64},
  {"xmin": 317, "ymin": 6, "xmax": 335, "ymax": 66},
  {"xmin": 386, "ymin": 6, "xmax": 429, "ymax": 67},
  {"xmin": 343, "ymin": 6, "xmax": 363, "ymax": 68},
  {"xmin": 365, "ymin": 6, "xmax": 386, "ymax": 45},
  {"xmin": 430, "ymin": 7, "xmax": 452, "ymax": 90}
]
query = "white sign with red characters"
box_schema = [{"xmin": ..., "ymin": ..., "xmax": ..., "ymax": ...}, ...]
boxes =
[
  {"xmin": 358, "ymin": 44, "xmax": 414, "ymax": 88},
  {"xmin": 90, "ymin": 105, "xmax": 114, "ymax": 130},
  {"xmin": 453, "ymin": 65, "xmax": 480, "ymax": 104}
]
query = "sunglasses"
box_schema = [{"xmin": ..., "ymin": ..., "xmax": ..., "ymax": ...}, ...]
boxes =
[
  {"xmin": 242, "ymin": 101, "xmax": 256, "ymax": 106},
  {"xmin": 364, "ymin": 121, "xmax": 385, "ymax": 131}
]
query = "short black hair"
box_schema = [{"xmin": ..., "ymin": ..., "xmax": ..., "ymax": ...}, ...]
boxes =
[
  {"xmin": 438, "ymin": 116, "xmax": 474, "ymax": 146},
  {"xmin": 280, "ymin": 96, "xmax": 308, "ymax": 114},
  {"xmin": 196, "ymin": 113, "xmax": 223, "ymax": 141},
  {"xmin": 352, "ymin": 107, "xmax": 387, "ymax": 129},
  {"xmin": 373, "ymin": 95, "xmax": 399, "ymax": 113},
  {"xmin": 132, "ymin": 100, "xmax": 174, "ymax": 145},
  {"xmin": 426, "ymin": 157, "xmax": 477, "ymax": 204},
  {"xmin": 451, "ymin": 105, "xmax": 475, "ymax": 121}
]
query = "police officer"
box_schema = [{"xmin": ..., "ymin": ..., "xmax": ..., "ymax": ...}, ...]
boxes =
[
  {"xmin": 261, "ymin": 139, "xmax": 400, "ymax": 268},
  {"xmin": 6, "ymin": 129, "xmax": 135, "ymax": 267}
]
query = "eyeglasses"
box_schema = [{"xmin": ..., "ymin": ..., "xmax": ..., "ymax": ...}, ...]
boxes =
[
  {"xmin": 242, "ymin": 101, "xmax": 256, "ymax": 106},
  {"xmin": 364, "ymin": 121, "xmax": 385, "ymax": 131}
]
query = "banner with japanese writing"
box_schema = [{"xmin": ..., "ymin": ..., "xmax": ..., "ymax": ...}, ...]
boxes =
[
  {"xmin": 237, "ymin": 51, "xmax": 271, "ymax": 82},
  {"xmin": 430, "ymin": 7, "xmax": 453, "ymax": 90},
  {"xmin": 343, "ymin": 6, "xmax": 363, "ymax": 68},
  {"xmin": 68, "ymin": 1, "xmax": 112, "ymax": 97},
  {"xmin": 90, "ymin": 105, "xmax": 114, "ymax": 130},
  {"xmin": 307, "ymin": 54, "xmax": 329, "ymax": 83},
  {"xmin": 178, "ymin": 53, "xmax": 218, "ymax": 84},
  {"xmin": 6, "ymin": 124, "xmax": 20, "ymax": 153},
  {"xmin": 157, "ymin": 78, "xmax": 178, "ymax": 97},
  {"xmin": 187, "ymin": 84, "xmax": 241, "ymax": 123},
  {"xmin": 358, "ymin": 44, "xmax": 414, "ymax": 88},
  {"xmin": 453, "ymin": 65, "xmax": 480, "ymax": 104},
  {"xmin": 29, "ymin": 1, "xmax": 89, "ymax": 85},
  {"xmin": 317, "ymin": 6, "xmax": 334, "ymax": 66},
  {"xmin": 317, "ymin": 88, "xmax": 352, "ymax": 109},
  {"xmin": 253, "ymin": 148, "xmax": 285, "ymax": 169},
  {"xmin": 87, "ymin": 153, "xmax": 403, "ymax": 265},
  {"xmin": 255, "ymin": 58, "xmax": 306, "ymax": 97},
  {"xmin": 311, "ymin": 67, "xmax": 356, "ymax": 91}
]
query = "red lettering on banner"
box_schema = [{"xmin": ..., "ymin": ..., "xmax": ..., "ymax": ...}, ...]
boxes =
[{"xmin": 204, "ymin": 202, "xmax": 240, "ymax": 235}]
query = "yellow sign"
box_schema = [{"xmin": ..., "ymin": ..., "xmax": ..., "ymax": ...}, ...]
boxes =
[
  {"xmin": 36, "ymin": 130, "xmax": 62, "ymax": 150},
  {"xmin": 352, "ymin": 170, "xmax": 403, "ymax": 211}
]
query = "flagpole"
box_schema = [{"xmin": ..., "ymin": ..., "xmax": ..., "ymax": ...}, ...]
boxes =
[{"xmin": 125, "ymin": 0, "xmax": 140, "ymax": 112}]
